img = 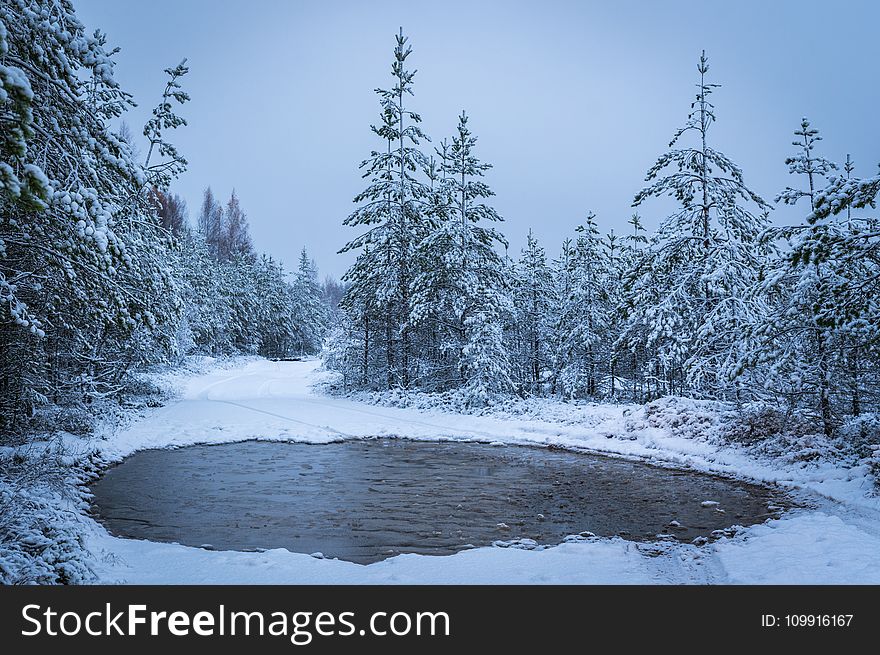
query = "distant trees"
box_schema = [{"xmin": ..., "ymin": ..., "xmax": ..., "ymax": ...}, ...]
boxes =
[
  {"xmin": 196, "ymin": 188, "xmax": 253, "ymax": 261},
  {"xmin": 180, "ymin": 188, "xmax": 328, "ymax": 359},
  {"xmin": 152, "ymin": 190, "xmax": 188, "ymax": 235},
  {"xmin": 223, "ymin": 191, "xmax": 254, "ymax": 260},
  {"xmin": 197, "ymin": 187, "xmax": 223, "ymax": 252}
]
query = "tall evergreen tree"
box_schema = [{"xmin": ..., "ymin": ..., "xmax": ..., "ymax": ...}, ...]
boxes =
[
  {"xmin": 620, "ymin": 51, "xmax": 770, "ymax": 399},
  {"xmin": 410, "ymin": 111, "xmax": 511, "ymax": 395},
  {"xmin": 339, "ymin": 28, "xmax": 430, "ymax": 389},
  {"xmin": 615, "ymin": 214, "xmax": 650, "ymax": 401},
  {"xmin": 761, "ymin": 140, "xmax": 880, "ymax": 428},
  {"xmin": 746, "ymin": 118, "xmax": 841, "ymax": 434},
  {"xmin": 511, "ymin": 231, "xmax": 553, "ymax": 394},
  {"xmin": 0, "ymin": 2, "xmax": 187, "ymax": 431},
  {"xmin": 549, "ymin": 214, "xmax": 610, "ymax": 398}
]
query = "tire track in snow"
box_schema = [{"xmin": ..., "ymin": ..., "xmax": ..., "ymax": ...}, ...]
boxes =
[
  {"xmin": 209, "ymin": 399, "xmax": 354, "ymax": 439},
  {"xmin": 190, "ymin": 370, "xmax": 258, "ymax": 400},
  {"xmin": 202, "ymin": 365, "xmax": 569, "ymax": 443},
  {"xmin": 214, "ymin": 395, "xmax": 506, "ymax": 443},
  {"xmin": 288, "ymin": 395, "xmax": 519, "ymax": 442}
]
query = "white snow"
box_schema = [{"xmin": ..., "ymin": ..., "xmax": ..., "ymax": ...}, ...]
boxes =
[{"xmin": 69, "ymin": 358, "xmax": 880, "ymax": 584}]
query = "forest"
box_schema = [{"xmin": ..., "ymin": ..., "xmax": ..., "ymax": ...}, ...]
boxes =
[
  {"xmin": 326, "ymin": 34, "xmax": 879, "ymax": 445},
  {"xmin": 1, "ymin": 3, "xmax": 878, "ymax": 447}
]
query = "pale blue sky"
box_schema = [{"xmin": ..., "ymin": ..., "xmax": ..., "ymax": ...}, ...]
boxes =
[{"xmin": 77, "ymin": 0, "xmax": 880, "ymax": 278}]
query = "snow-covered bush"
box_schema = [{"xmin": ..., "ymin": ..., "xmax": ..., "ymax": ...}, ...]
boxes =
[
  {"xmin": 720, "ymin": 405, "xmax": 817, "ymax": 446},
  {"xmin": 638, "ymin": 397, "xmax": 724, "ymax": 441},
  {"xmin": 867, "ymin": 445, "xmax": 880, "ymax": 492},
  {"xmin": 836, "ymin": 413, "xmax": 880, "ymax": 457},
  {"xmin": 0, "ymin": 448, "xmax": 95, "ymax": 585},
  {"xmin": 26, "ymin": 406, "xmax": 98, "ymax": 439}
]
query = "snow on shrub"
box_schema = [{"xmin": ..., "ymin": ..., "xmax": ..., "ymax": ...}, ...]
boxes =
[
  {"xmin": 0, "ymin": 447, "xmax": 96, "ymax": 584},
  {"xmin": 720, "ymin": 405, "xmax": 817, "ymax": 446},
  {"xmin": 637, "ymin": 396, "xmax": 724, "ymax": 441}
]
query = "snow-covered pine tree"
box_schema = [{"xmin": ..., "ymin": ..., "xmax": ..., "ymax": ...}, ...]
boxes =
[
  {"xmin": 548, "ymin": 237, "xmax": 575, "ymax": 397},
  {"xmin": 336, "ymin": 246, "xmax": 380, "ymax": 387},
  {"xmin": 142, "ymin": 59, "xmax": 189, "ymax": 190},
  {"xmin": 221, "ymin": 253, "xmax": 261, "ymax": 354},
  {"xmin": 511, "ymin": 230, "xmax": 553, "ymax": 395},
  {"xmin": 772, "ymin": 138, "xmax": 880, "ymax": 426},
  {"xmin": 410, "ymin": 111, "xmax": 511, "ymax": 396},
  {"xmin": 322, "ymin": 312, "xmax": 367, "ymax": 392},
  {"xmin": 621, "ymin": 51, "xmax": 771, "ymax": 399},
  {"xmin": 603, "ymin": 227, "xmax": 624, "ymax": 398},
  {"xmin": 614, "ymin": 214, "xmax": 650, "ymax": 401},
  {"xmin": 811, "ymin": 158, "xmax": 880, "ymax": 373},
  {"xmin": 460, "ymin": 302, "xmax": 514, "ymax": 404},
  {"xmin": 251, "ymin": 254, "xmax": 290, "ymax": 358},
  {"xmin": 338, "ymin": 29, "xmax": 430, "ymax": 389},
  {"xmin": 833, "ymin": 156, "xmax": 880, "ymax": 418},
  {"xmin": 100, "ymin": 58, "xmax": 192, "ymax": 372},
  {"xmin": 407, "ymin": 141, "xmax": 456, "ymax": 388},
  {"xmin": 745, "ymin": 118, "xmax": 841, "ymax": 434},
  {"xmin": 176, "ymin": 228, "xmax": 232, "ymax": 355},
  {"xmin": 320, "ymin": 275, "xmax": 347, "ymax": 337},
  {"xmin": 290, "ymin": 247, "xmax": 329, "ymax": 356},
  {"xmin": 549, "ymin": 214, "xmax": 610, "ymax": 399}
]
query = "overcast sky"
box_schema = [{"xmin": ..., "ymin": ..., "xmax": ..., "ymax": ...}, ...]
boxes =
[{"xmin": 76, "ymin": 0, "xmax": 880, "ymax": 279}]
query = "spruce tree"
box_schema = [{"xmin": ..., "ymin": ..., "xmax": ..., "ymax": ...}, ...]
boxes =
[
  {"xmin": 621, "ymin": 51, "xmax": 770, "ymax": 399},
  {"xmin": 550, "ymin": 214, "xmax": 610, "ymax": 399},
  {"xmin": 511, "ymin": 231, "xmax": 552, "ymax": 394},
  {"xmin": 410, "ymin": 111, "xmax": 510, "ymax": 395},
  {"xmin": 750, "ymin": 118, "xmax": 840, "ymax": 434},
  {"xmin": 339, "ymin": 29, "xmax": 430, "ymax": 389},
  {"xmin": 291, "ymin": 247, "xmax": 329, "ymax": 355}
]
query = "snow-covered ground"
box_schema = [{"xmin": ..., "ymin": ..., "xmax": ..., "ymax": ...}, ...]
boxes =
[{"xmin": 54, "ymin": 359, "xmax": 880, "ymax": 583}]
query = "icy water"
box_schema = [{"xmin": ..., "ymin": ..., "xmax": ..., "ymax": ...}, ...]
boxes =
[{"xmin": 91, "ymin": 439, "xmax": 788, "ymax": 564}]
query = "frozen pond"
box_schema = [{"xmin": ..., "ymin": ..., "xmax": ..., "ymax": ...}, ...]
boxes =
[{"xmin": 90, "ymin": 439, "xmax": 788, "ymax": 563}]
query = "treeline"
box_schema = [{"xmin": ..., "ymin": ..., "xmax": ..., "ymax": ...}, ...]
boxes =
[
  {"xmin": 328, "ymin": 36, "xmax": 879, "ymax": 437},
  {"xmin": 181, "ymin": 187, "xmax": 328, "ymax": 359},
  {"xmin": 0, "ymin": 1, "xmax": 328, "ymax": 437}
]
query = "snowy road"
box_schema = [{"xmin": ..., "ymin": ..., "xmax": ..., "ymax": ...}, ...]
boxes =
[{"xmin": 85, "ymin": 358, "xmax": 880, "ymax": 584}]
